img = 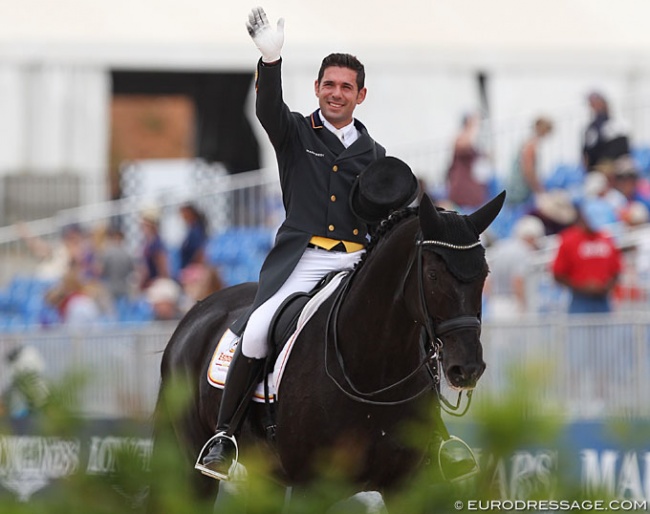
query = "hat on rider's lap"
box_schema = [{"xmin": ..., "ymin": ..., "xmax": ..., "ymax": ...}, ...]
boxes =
[{"xmin": 349, "ymin": 157, "xmax": 419, "ymax": 224}]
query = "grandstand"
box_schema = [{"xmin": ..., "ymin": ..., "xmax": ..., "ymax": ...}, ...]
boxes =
[
  {"xmin": 0, "ymin": 168, "xmax": 280, "ymax": 328},
  {"xmin": 0, "ymin": 150, "xmax": 649, "ymax": 419},
  {"xmin": 1, "ymin": 119, "xmax": 650, "ymax": 396}
]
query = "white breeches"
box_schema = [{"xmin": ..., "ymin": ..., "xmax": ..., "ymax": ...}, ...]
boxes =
[{"xmin": 240, "ymin": 247, "xmax": 363, "ymax": 359}]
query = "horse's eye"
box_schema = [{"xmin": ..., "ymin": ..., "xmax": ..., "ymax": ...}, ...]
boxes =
[{"xmin": 427, "ymin": 271, "xmax": 437, "ymax": 281}]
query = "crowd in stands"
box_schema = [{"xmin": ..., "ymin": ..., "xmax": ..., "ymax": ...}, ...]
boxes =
[
  {"xmin": 438, "ymin": 91, "xmax": 650, "ymax": 318},
  {"xmin": 3, "ymin": 90, "xmax": 650, "ymax": 331},
  {"xmin": 0, "ymin": 203, "xmax": 273, "ymax": 332}
]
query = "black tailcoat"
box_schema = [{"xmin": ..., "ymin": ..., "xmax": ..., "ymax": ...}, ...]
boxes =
[{"xmin": 231, "ymin": 58, "xmax": 386, "ymax": 335}]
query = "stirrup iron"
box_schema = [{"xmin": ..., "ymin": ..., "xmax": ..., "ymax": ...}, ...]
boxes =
[
  {"xmin": 194, "ymin": 432, "xmax": 239, "ymax": 481},
  {"xmin": 438, "ymin": 435, "xmax": 480, "ymax": 483}
]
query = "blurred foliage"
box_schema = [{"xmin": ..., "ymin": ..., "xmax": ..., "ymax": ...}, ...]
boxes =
[{"xmin": 0, "ymin": 362, "xmax": 643, "ymax": 513}]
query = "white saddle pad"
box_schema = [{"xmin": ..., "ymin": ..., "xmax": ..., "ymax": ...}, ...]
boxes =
[{"xmin": 207, "ymin": 271, "xmax": 348, "ymax": 403}]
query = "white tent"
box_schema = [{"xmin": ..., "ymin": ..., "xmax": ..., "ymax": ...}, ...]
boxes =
[
  {"xmin": 3, "ymin": 0, "xmax": 650, "ymax": 67},
  {"xmin": 2, "ymin": 0, "xmax": 650, "ymax": 191}
]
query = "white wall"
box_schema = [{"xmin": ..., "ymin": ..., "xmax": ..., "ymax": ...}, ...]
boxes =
[
  {"xmin": 0, "ymin": 65, "xmax": 27, "ymax": 171},
  {"xmin": 0, "ymin": 64, "xmax": 110, "ymax": 202}
]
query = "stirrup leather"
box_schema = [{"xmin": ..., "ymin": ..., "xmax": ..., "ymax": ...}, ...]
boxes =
[
  {"xmin": 437, "ymin": 435, "xmax": 480, "ymax": 483},
  {"xmin": 194, "ymin": 432, "xmax": 239, "ymax": 481}
]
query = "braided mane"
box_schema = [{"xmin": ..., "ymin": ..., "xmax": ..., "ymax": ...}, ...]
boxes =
[{"xmin": 354, "ymin": 207, "xmax": 418, "ymax": 271}]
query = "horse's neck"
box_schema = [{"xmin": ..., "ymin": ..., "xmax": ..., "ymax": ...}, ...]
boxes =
[{"xmin": 340, "ymin": 219, "xmax": 421, "ymax": 363}]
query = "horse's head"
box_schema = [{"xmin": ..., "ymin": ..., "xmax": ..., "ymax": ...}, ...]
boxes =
[{"xmin": 415, "ymin": 192, "xmax": 505, "ymax": 390}]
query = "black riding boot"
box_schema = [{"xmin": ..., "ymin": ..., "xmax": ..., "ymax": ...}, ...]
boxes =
[{"xmin": 201, "ymin": 344, "xmax": 264, "ymax": 479}]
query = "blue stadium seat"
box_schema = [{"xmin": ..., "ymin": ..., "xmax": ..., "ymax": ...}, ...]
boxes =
[
  {"xmin": 117, "ymin": 297, "xmax": 154, "ymax": 323},
  {"xmin": 487, "ymin": 202, "xmax": 528, "ymax": 240},
  {"xmin": 632, "ymin": 146, "xmax": 650, "ymax": 177},
  {"xmin": 206, "ymin": 227, "xmax": 273, "ymax": 286},
  {"xmin": 544, "ymin": 163, "xmax": 585, "ymax": 197},
  {"xmin": 168, "ymin": 246, "xmax": 182, "ymax": 280},
  {"xmin": 0, "ymin": 276, "xmax": 45, "ymax": 315},
  {"xmin": 485, "ymin": 175, "xmax": 506, "ymax": 199}
]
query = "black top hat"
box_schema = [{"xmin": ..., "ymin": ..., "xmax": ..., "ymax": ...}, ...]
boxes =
[{"xmin": 349, "ymin": 156, "xmax": 419, "ymax": 224}]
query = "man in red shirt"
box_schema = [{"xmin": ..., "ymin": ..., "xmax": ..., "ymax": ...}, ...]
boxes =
[{"xmin": 552, "ymin": 199, "xmax": 623, "ymax": 313}]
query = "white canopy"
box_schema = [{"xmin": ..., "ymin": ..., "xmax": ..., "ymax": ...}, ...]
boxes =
[{"xmin": 1, "ymin": 0, "xmax": 650, "ymax": 71}]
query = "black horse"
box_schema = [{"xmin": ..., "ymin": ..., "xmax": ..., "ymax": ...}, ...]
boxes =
[{"xmin": 153, "ymin": 192, "xmax": 505, "ymax": 511}]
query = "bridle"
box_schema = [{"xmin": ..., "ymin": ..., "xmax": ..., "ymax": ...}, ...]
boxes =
[{"xmin": 324, "ymin": 230, "xmax": 483, "ymax": 413}]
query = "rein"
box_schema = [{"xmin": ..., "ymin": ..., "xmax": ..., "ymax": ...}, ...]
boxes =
[{"xmin": 323, "ymin": 230, "xmax": 481, "ymax": 412}]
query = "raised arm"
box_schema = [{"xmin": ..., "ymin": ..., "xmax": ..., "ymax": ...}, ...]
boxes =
[{"xmin": 246, "ymin": 7, "xmax": 293, "ymax": 148}]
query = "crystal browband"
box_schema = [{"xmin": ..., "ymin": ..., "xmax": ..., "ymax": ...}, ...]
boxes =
[{"xmin": 417, "ymin": 240, "xmax": 482, "ymax": 250}]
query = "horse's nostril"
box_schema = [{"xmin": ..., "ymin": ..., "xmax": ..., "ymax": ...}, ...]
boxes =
[
  {"xmin": 448, "ymin": 365, "xmax": 465, "ymax": 382},
  {"xmin": 448, "ymin": 363, "xmax": 485, "ymax": 386}
]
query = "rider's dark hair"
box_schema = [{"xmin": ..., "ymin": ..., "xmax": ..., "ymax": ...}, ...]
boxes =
[{"xmin": 317, "ymin": 53, "xmax": 366, "ymax": 90}]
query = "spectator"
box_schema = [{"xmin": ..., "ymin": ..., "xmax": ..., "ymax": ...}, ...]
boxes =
[
  {"xmin": 446, "ymin": 112, "xmax": 488, "ymax": 210},
  {"xmin": 581, "ymin": 171, "xmax": 620, "ymax": 232},
  {"xmin": 620, "ymin": 201, "xmax": 649, "ymax": 228},
  {"xmin": 0, "ymin": 346, "xmax": 49, "ymax": 422},
  {"xmin": 16, "ymin": 222, "xmax": 94, "ymax": 282},
  {"xmin": 583, "ymin": 169, "xmax": 626, "ymax": 214},
  {"xmin": 552, "ymin": 199, "xmax": 623, "ymax": 314},
  {"xmin": 97, "ymin": 226, "xmax": 135, "ymax": 306},
  {"xmin": 138, "ymin": 207, "xmax": 170, "ymax": 291},
  {"xmin": 44, "ymin": 268, "xmax": 103, "ymax": 326},
  {"xmin": 145, "ymin": 277, "xmax": 182, "ymax": 321},
  {"xmin": 178, "ymin": 203, "xmax": 209, "ymax": 274},
  {"xmin": 178, "ymin": 263, "xmax": 224, "ymax": 313},
  {"xmin": 507, "ymin": 117, "xmax": 553, "ymax": 208},
  {"xmin": 583, "ymin": 91, "xmax": 630, "ymax": 172},
  {"xmin": 530, "ymin": 189, "xmax": 577, "ymax": 235},
  {"xmin": 609, "ymin": 155, "xmax": 650, "ymax": 214},
  {"xmin": 486, "ymin": 215, "xmax": 546, "ymax": 320}
]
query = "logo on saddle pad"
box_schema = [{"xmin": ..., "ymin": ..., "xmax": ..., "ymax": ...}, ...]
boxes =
[{"xmin": 207, "ymin": 272, "xmax": 348, "ymax": 403}]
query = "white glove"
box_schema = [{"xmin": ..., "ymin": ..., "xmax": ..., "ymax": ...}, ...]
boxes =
[{"xmin": 246, "ymin": 7, "xmax": 284, "ymax": 63}]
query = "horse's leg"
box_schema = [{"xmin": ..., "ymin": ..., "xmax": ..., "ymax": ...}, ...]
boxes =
[
  {"xmin": 148, "ymin": 384, "xmax": 218, "ymax": 513},
  {"xmin": 212, "ymin": 463, "xmax": 249, "ymax": 513}
]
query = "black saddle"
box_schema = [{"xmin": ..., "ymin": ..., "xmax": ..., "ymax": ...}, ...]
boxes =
[{"xmin": 267, "ymin": 270, "xmax": 341, "ymax": 355}]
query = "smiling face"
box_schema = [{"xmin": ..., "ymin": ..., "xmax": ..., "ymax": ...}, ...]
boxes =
[{"xmin": 315, "ymin": 66, "xmax": 367, "ymax": 129}]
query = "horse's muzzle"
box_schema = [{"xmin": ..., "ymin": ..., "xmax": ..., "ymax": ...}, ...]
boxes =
[{"xmin": 445, "ymin": 361, "xmax": 486, "ymax": 390}]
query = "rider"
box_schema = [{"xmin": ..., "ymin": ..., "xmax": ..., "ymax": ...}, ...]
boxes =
[{"xmin": 198, "ymin": 6, "xmax": 398, "ymax": 480}]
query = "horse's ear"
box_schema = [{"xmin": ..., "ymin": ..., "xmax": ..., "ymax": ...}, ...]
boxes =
[
  {"xmin": 467, "ymin": 190, "xmax": 507, "ymax": 234},
  {"xmin": 418, "ymin": 193, "xmax": 442, "ymax": 238}
]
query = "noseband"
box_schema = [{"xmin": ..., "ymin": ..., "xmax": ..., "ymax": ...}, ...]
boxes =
[{"xmin": 324, "ymin": 231, "xmax": 482, "ymax": 410}]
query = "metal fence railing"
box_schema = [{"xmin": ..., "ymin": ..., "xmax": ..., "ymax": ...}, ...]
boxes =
[
  {"xmin": 0, "ymin": 322, "xmax": 175, "ymax": 419},
  {"xmin": 479, "ymin": 312, "xmax": 650, "ymax": 419},
  {"xmin": 0, "ymin": 168, "xmax": 282, "ymax": 287},
  {"xmin": 1, "ymin": 313, "xmax": 648, "ymax": 420}
]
